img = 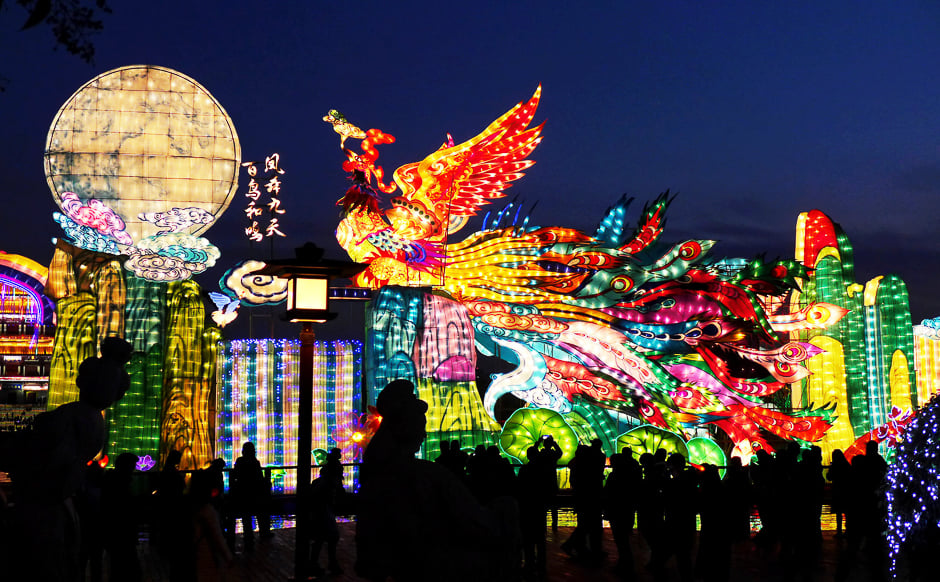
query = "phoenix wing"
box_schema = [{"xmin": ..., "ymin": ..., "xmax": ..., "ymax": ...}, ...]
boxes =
[{"xmin": 385, "ymin": 86, "xmax": 545, "ymax": 243}]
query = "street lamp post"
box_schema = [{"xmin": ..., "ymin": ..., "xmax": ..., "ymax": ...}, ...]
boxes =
[{"xmin": 256, "ymin": 243, "xmax": 365, "ymax": 581}]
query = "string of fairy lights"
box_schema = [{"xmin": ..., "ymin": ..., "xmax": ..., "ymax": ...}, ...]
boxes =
[
  {"xmin": 216, "ymin": 339, "xmax": 362, "ymax": 493},
  {"xmin": 886, "ymin": 394, "xmax": 940, "ymax": 578}
]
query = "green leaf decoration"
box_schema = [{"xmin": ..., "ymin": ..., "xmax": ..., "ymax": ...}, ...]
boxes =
[
  {"xmin": 616, "ymin": 424, "xmax": 688, "ymax": 462},
  {"xmin": 499, "ymin": 407, "xmax": 579, "ymax": 464},
  {"xmin": 686, "ymin": 436, "xmax": 727, "ymax": 478}
]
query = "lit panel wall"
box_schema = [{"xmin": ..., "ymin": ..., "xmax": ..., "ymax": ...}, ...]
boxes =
[
  {"xmin": 875, "ymin": 276, "xmax": 916, "ymax": 412},
  {"xmin": 803, "ymin": 336, "xmax": 856, "ymax": 461},
  {"xmin": 913, "ymin": 321, "xmax": 940, "ymax": 405},
  {"xmin": 47, "ymin": 293, "xmax": 97, "ymax": 408},
  {"xmin": 368, "ymin": 287, "xmax": 501, "ymax": 458},
  {"xmin": 216, "ymin": 339, "xmax": 363, "ymax": 493},
  {"xmin": 107, "ymin": 275, "xmax": 166, "ymax": 462},
  {"xmin": 161, "ymin": 280, "xmax": 213, "ymax": 470},
  {"xmin": 792, "ymin": 212, "xmax": 870, "ymax": 440}
]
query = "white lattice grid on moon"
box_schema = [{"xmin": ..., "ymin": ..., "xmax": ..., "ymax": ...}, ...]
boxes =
[{"xmin": 44, "ymin": 65, "xmax": 241, "ymax": 243}]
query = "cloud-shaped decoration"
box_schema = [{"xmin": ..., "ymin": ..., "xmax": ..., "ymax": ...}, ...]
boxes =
[
  {"xmin": 136, "ymin": 233, "xmax": 221, "ymax": 268},
  {"xmin": 124, "ymin": 252, "xmax": 206, "ymax": 282},
  {"xmin": 922, "ymin": 317, "xmax": 940, "ymax": 330},
  {"xmin": 139, "ymin": 207, "xmax": 216, "ymax": 233},
  {"xmin": 467, "ymin": 300, "xmax": 567, "ymax": 342},
  {"xmin": 53, "ymin": 212, "xmax": 124, "ymax": 254},
  {"xmin": 222, "ymin": 260, "xmax": 288, "ymax": 306},
  {"xmin": 60, "ymin": 192, "xmax": 133, "ymax": 245}
]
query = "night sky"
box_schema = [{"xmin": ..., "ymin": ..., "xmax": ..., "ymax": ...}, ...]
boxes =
[{"xmin": 2, "ymin": 1, "xmax": 939, "ymax": 338}]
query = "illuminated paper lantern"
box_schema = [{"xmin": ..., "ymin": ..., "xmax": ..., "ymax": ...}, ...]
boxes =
[
  {"xmin": 334, "ymin": 89, "xmax": 926, "ymax": 465},
  {"xmin": 368, "ymin": 287, "xmax": 502, "ymax": 458},
  {"xmin": 44, "ymin": 65, "xmax": 239, "ymax": 281},
  {"xmin": 791, "ymin": 211, "xmax": 919, "ymax": 461},
  {"xmin": 44, "ymin": 243, "xmax": 222, "ymax": 469}
]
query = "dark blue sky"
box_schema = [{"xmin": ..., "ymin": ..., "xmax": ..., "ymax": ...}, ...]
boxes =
[{"xmin": 2, "ymin": 1, "xmax": 939, "ymax": 332}]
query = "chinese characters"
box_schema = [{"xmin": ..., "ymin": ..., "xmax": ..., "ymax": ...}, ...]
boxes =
[{"xmin": 242, "ymin": 153, "xmax": 286, "ymax": 241}]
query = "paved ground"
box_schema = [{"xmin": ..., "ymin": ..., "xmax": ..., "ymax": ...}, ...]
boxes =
[{"xmin": 132, "ymin": 519, "xmax": 890, "ymax": 582}]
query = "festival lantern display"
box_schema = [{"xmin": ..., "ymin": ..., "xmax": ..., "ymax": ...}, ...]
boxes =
[
  {"xmin": 330, "ymin": 87, "xmax": 926, "ymax": 465},
  {"xmin": 367, "ymin": 286, "xmax": 503, "ymax": 458},
  {"xmin": 43, "ymin": 240, "xmax": 221, "ymax": 469},
  {"xmin": 216, "ymin": 339, "xmax": 363, "ymax": 493},
  {"xmin": 40, "ymin": 66, "xmax": 238, "ymax": 469},
  {"xmin": 30, "ymin": 66, "xmax": 933, "ymax": 475},
  {"xmin": 331, "ymin": 88, "xmax": 844, "ymax": 464},
  {"xmin": 44, "ymin": 65, "xmax": 239, "ymax": 282},
  {"xmin": 790, "ymin": 211, "xmax": 918, "ymax": 461}
]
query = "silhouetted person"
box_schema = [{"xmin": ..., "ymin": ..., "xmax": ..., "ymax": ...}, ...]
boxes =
[
  {"xmin": 435, "ymin": 439, "xmax": 452, "ymax": 464},
  {"xmin": 205, "ymin": 457, "xmax": 234, "ymax": 551},
  {"xmin": 605, "ymin": 451, "xmax": 641, "ymax": 579},
  {"xmin": 562, "ymin": 439, "xmax": 607, "ymax": 561},
  {"xmin": 450, "ymin": 440, "xmax": 469, "ymax": 478},
  {"xmin": 865, "ymin": 440, "xmax": 888, "ymax": 482},
  {"xmin": 517, "ymin": 444, "xmax": 552, "ymax": 580},
  {"xmin": 649, "ymin": 453, "xmax": 697, "ymax": 582},
  {"xmin": 836, "ymin": 450, "xmax": 888, "ymax": 582},
  {"xmin": 467, "ymin": 445, "xmax": 518, "ymax": 504},
  {"xmin": 653, "ymin": 447, "xmax": 668, "ymax": 466},
  {"xmin": 804, "ymin": 446, "xmax": 826, "ymax": 538},
  {"xmin": 561, "ymin": 443, "xmax": 589, "ymax": 557},
  {"xmin": 322, "ymin": 446, "xmax": 343, "ymax": 478},
  {"xmin": 537, "ymin": 436, "xmax": 562, "ymax": 531},
  {"xmin": 2, "ymin": 336, "xmax": 132, "ymax": 582},
  {"xmin": 155, "ymin": 448, "xmax": 192, "ymax": 581},
  {"xmin": 696, "ymin": 464, "xmax": 732, "ymax": 582},
  {"xmin": 774, "ymin": 443, "xmax": 805, "ymax": 575},
  {"xmin": 103, "ymin": 452, "xmax": 142, "ymax": 582},
  {"xmin": 637, "ymin": 452, "xmax": 666, "ymax": 567},
  {"xmin": 231, "ymin": 441, "xmax": 271, "ymax": 550},
  {"xmin": 310, "ymin": 448, "xmax": 345, "ymax": 575},
  {"xmin": 493, "ymin": 445, "xmax": 520, "ymax": 498},
  {"xmin": 435, "ymin": 439, "xmax": 467, "ymax": 478},
  {"xmin": 76, "ymin": 460, "xmax": 105, "ymax": 582},
  {"xmin": 190, "ymin": 469, "xmax": 234, "ymax": 581},
  {"xmin": 356, "ymin": 379, "xmax": 521, "ymax": 582},
  {"xmin": 751, "ymin": 449, "xmax": 779, "ymax": 548},
  {"xmin": 723, "ymin": 456, "xmax": 752, "ymax": 542},
  {"xmin": 828, "ymin": 449, "xmax": 851, "ymax": 537}
]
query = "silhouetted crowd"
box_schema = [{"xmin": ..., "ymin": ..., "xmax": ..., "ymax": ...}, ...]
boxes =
[
  {"xmin": 0, "ymin": 370, "xmax": 905, "ymax": 582},
  {"xmin": 0, "ymin": 409, "xmax": 38, "ymax": 432},
  {"xmin": 0, "ymin": 439, "xmax": 277, "ymax": 582},
  {"xmin": 422, "ymin": 436, "xmax": 892, "ymax": 582}
]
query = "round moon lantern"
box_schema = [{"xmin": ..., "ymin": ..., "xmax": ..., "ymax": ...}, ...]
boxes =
[{"xmin": 44, "ymin": 65, "xmax": 240, "ymax": 250}]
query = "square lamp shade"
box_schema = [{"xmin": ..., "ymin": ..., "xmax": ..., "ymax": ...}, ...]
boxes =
[
  {"xmin": 286, "ymin": 276, "xmax": 330, "ymax": 322},
  {"xmin": 256, "ymin": 242, "xmax": 367, "ymax": 323}
]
